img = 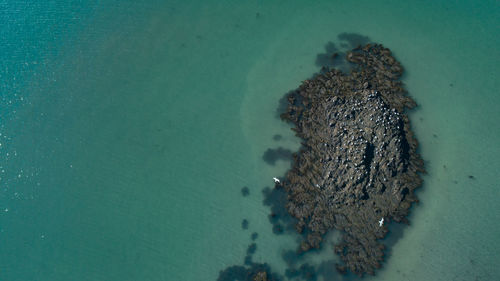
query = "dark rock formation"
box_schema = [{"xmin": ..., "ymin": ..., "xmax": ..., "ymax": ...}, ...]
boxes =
[
  {"xmin": 279, "ymin": 44, "xmax": 425, "ymax": 276},
  {"xmin": 217, "ymin": 263, "xmax": 282, "ymax": 281},
  {"xmin": 218, "ymin": 241, "xmax": 281, "ymax": 281}
]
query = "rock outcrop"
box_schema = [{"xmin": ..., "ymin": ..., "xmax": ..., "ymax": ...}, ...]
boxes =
[{"xmin": 279, "ymin": 43, "xmax": 425, "ymax": 276}]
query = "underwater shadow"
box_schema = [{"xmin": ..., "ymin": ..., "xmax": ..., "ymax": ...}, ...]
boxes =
[{"xmin": 262, "ymin": 147, "xmax": 294, "ymax": 165}]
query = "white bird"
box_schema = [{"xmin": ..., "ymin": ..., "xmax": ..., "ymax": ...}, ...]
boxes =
[
  {"xmin": 273, "ymin": 177, "xmax": 280, "ymax": 184},
  {"xmin": 379, "ymin": 217, "xmax": 384, "ymax": 227}
]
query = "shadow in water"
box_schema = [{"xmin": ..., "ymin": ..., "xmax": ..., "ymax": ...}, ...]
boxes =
[
  {"xmin": 242, "ymin": 219, "xmax": 249, "ymax": 230},
  {"xmin": 262, "ymin": 147, "xmax": 293, "ymax": 165},
  {"xmin": 315, "ymin": 33, "xmax": 371, "ymax": 73},
  {"xmin": 263, "ymin": 185, "xmax": 297, "ymax": 235},
  {"xmin": 241, "ymin": 186, "xmax": 250, "ymax": 197},
  {"xmin": 381, "ymin": 221, "xmax": 406, "ymax": 262}
]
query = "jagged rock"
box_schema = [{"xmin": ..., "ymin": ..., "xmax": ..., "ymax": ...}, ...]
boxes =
[{"xmin": 280, "ymin": 44, "xmax": 425, "ymax": 276}]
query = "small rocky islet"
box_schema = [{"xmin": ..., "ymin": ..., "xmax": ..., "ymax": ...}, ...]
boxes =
[
  {"xmin": 217, "ymin": 43, "xmax": 424, "ymax": 280},
  {"xmin": 278, "ymin": 43, "xmax": 425, "ymax": 276}
]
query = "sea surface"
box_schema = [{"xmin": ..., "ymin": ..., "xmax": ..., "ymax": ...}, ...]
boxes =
[{"xmin": 1, "ymin": 1, "xmax": 499, "ymax": 280}]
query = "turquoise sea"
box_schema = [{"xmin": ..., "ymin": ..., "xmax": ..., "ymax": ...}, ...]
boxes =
[{"xmin": 1, "ymin": 1, "xmax": 499, "ymax": 280}]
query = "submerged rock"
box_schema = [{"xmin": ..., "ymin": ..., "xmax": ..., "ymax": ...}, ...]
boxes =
[
  {"xmin": 217, "ymin": 263, "xmax": 282, "ymax": 281},
  {"xmin": 241, "ymin": 186, "xmax": 250, "ymax": 196},
  {"xmin": 242, "ymin": 219, "xmax": 249, "ymax": 230},
  {"xmin": 280, "ymin": 44, "xmax": 425, "ymax": 276}
]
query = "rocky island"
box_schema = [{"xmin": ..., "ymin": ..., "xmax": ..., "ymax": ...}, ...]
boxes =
[
  {"xmin": 278, "ymin": 43, "xmax": 425, "ymax": 276},
  {"xmin": 217, "ymin": 42, "xmax": 425, "ymax": 280}
]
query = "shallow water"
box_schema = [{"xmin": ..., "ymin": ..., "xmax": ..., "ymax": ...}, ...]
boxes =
[{"xmin": 1, "ymin": 1, "xmax": 499, "ymax": 280}]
